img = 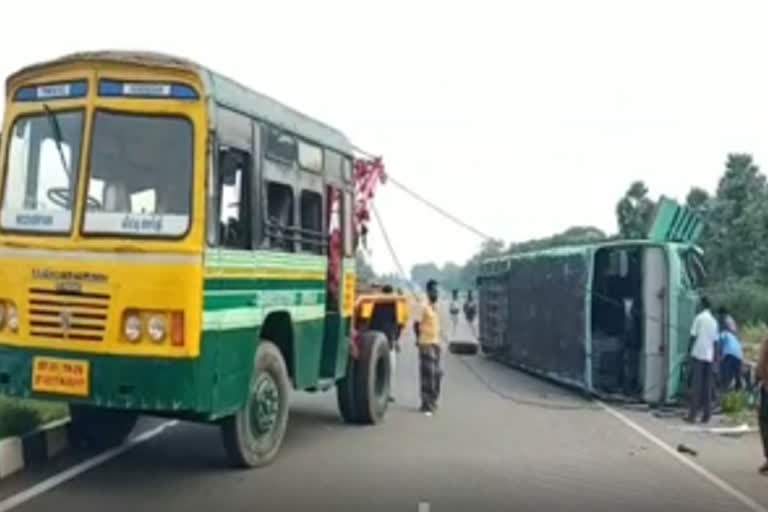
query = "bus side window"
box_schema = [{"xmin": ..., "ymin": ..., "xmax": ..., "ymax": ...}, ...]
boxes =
[
  {"xmin": 266, "ymin": 182, "xmax": 295, "ymax": 252},
  {"xmin": 217, "ymin": 148, "xmax": 252, "ymax": 249},
  {"xmin": 300, "ymin": 190, "xmax": 323, "ymax": 254}
]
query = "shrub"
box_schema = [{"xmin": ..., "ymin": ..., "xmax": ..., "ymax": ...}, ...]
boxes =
[{"xmin": 721, "ymin": 390, "xmax": 750, "ymax": 414}]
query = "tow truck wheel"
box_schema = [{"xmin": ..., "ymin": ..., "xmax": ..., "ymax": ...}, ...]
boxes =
[
  {"xmin": 336, "ymin": 353, "xmax": 361, "ymax": 424},
  {"xmin": 337, "ymin": 330, "xmax": 390, "ymax": 425},
  {"xmin": 67, "ymin": 405, "xmax": 138, "ymax": 450},
  {"xmin": 222, "ymin": 340, "xmax": 290, "ymax": 468}
]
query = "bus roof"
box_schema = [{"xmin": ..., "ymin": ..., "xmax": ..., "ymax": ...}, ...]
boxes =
[
  {"xmin": 6, "ymin": 50, "xmax": 355, "ymax": 155},
  {"xmin": 479, "ymin": 238, "xmax": 698, "ymax": 274}
]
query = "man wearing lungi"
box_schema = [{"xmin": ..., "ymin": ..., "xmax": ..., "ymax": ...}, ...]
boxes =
[{"xmin": 414, "ymin": 279, "xmax": 442, "ymax": 416}]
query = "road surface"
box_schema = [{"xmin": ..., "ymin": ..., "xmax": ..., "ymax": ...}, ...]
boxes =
[{"xmin": 0, "ymin": 304, "xmax": 764, "ymax": 512}]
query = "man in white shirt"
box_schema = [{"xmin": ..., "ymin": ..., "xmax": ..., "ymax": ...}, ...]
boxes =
[
  {"xmin": 685, "ymin": 297, "xmax": 719, "ymax": 424},
  {"xmin": 449, "ymin": 289, "xmax": 460, "ymax": 337}
]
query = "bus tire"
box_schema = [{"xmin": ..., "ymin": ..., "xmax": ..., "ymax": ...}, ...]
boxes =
[
  {"xmin": 67, "ymin": 405, "xmax": 138, "ymax": 450},
  {"xmin": 352, "ymin": 330, "xmax": 391, "ymax": 425},
  {"xmin": 221, "ymin": 340, "xmax": 290, "ymax": 468}
]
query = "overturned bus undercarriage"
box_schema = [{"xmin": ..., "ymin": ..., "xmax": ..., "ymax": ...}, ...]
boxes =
[{"xmin": 477, "ymin": 199, "xmax": 705, "ymax": 405}]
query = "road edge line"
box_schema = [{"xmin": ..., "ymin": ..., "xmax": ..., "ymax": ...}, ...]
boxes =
[
  {"xmin": 597, "ymin": 400, "xmax": 767, "ymax": 512},
  {"xmin": 0, "ymin": 420, "xmax": 177, "ymax": 512}
]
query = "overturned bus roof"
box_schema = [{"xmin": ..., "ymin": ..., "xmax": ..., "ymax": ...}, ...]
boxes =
[{"xmin": 479, "ymin": 238, "xmax": 697, "ymax": 275}]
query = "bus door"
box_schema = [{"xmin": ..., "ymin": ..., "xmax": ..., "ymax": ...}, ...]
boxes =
[{"xmin": 320, "ymin": 186, "xmax": 345, "ymax": 378}]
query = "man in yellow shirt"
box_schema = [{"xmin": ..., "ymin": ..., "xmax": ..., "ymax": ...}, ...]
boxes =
[{"xmin": 414, "ymin": 279, "xmax": 442, "ymax": 415}]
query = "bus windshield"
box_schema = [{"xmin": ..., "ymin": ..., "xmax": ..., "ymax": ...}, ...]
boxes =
[
  {"xmin": 83, "ymin": 111, "xmax": 193, "ymax": 238},
  {"xmin": 0, "ymin": 110, "xmax": 84, "ymax": 233}
]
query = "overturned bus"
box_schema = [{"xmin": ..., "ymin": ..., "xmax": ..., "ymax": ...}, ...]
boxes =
[{"xmin": 477, "ymin": 199, "xmax": 704, "ymax": 404}]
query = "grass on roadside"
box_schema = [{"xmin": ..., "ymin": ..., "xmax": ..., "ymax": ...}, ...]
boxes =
[
  {"xmin": 0, "ymin": 397, "xmax": 68, "ymax": 439},
  {"xmin": 739, "ymin": 322, "xmax": 766, "ymax": 363},
  {"xmin": 721, "ymin": 389, "xmax": 760, "ymax": 427}
]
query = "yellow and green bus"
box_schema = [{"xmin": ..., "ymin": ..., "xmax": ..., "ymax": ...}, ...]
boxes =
[{"xmin": 0, "ymin": 51, "xmax": 392, "ymax": 467}]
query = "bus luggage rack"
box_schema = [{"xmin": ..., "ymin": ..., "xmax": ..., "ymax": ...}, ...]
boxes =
[{"xmin": 27, "ymin": 288, "xmax": 109, "ymax": 342}]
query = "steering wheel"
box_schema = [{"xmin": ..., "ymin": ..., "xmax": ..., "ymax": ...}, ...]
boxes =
[{"xmin": 47, "ymin": 188, "xmax": 102, "ymax": 210}]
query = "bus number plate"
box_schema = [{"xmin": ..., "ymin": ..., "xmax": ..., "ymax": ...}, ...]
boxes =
[{"xmin": 32, "ymin": 357, "xmax": 90, "ymax": 397}]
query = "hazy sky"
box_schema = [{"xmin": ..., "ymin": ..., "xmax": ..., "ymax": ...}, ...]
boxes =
[{"xmin": 2, "ymin": 0, "xmax": 768, "ymax": 276}]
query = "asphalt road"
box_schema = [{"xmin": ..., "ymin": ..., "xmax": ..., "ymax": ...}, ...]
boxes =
[{"xmin": 0, "ymin": 305, "xmax": 765, "ymax": 512}]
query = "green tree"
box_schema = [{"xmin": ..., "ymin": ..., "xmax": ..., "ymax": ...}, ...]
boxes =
[
  {"xmin": 704, "ymin": 154, "xmax": 768, "ymax": 282},
  {"xmin": 509, "ymin": 226, "xmax": 607, "ymax": 253},
  {"xmin": 410, "ymin": 262, "xmax": 441, "ymax": 288},
  {"xmin": 460, "ymin": 238, "xmax": 505, "ymax": 289},
  {"xmin": 616, "ymin": 181, "xmax": 656, "ymax": 239},
  {"xmin": 685, "ymin": 186, "xmax": 710, "ymax": 214}
]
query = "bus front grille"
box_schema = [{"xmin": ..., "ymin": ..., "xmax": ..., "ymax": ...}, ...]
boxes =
[{"xmin": 27, "ymin": 288, "xmax": 109, "ymax": 342}]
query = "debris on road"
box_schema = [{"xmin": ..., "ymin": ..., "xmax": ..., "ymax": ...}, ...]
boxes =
[
  {"xmin": 675, "ymin": 423, "xmax": 757, "ymax": 437},
  {"xmin": 677, "ymin": 444, "xmax": 698, "ymax": 457}
]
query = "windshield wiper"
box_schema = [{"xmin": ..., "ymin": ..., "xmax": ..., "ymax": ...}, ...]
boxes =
[{"xmin": 42, "ymin": 104, "xmax": 71, "ymax": 178}]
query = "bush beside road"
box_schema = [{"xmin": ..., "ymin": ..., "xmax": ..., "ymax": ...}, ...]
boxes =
[{"xmin": 0, "ymin": 398, "xmax": 67, "ymax": 439}]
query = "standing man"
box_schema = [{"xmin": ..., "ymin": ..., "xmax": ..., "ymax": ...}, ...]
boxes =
[
  {"xmin": 718, "ymin": 328, "xmax": 743, "ymax": 392},
  {"xmin": 449, "ymin": 289, "xmax": 460, "ymax": 337},
  {"xmin": 414, "ymin": 279, "xmax": 442, "ymax": 416},
  {"xmin": 463, "ymin": 290, "xmax": 478, "ymax": 338},
  {"xmin": 685, "ymin": 297, "xmax": 719, "ymax": 424},
  {"xmin": 717, "ymin": 306, "xmax": 739, "ymax": 334},
  {"xmin": 756, "ymin": 334, "xmax": 768, "ymax": 475}
]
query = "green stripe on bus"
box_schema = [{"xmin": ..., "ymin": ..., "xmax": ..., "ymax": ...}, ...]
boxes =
[
  {"xmin": 203, "ymin": 304, "xmax": 326, "ymax": 331},
  {"xmin": 204, "ymin": 278, "xmax": 324, "ymax": 291}
]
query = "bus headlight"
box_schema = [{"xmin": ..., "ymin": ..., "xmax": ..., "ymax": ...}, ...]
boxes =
[
  {"xmin": 0, "ymin": 302, "xmax": 6, "ymax": 329},
  {"xmin": 124, "ymin": 314, "xmax": 142, "ymax": 343},
  {"xmin": 7, "ymin": 304, "xmax": 19, "ymax": 333},
  {"xmin": 147, "ymin": 315, "xmax": 167, "ymax": 343}
]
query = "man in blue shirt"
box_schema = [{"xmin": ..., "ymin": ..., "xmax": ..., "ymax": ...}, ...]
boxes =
[{"xmin": 719, "ymin": 330, "xmax": 744, "ymax": 392}]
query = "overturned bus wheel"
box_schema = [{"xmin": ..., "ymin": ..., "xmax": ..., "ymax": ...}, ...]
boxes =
[
  {"xmin": 222, "ymin": 340, "xmax": 290, "ymax": 468},
  {"xmin": 449, "ymin": 340, "xmax": 480, "ymax": 355},
  {"xmin": 68, "ymin": 404, "xmax": 138, "ymax": 450}
]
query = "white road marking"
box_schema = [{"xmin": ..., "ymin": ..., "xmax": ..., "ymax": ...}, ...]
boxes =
[
  {"xmin": 418, "ymin": 502, "xmax": 431, "ymax": 512},
  {"xmin": 0, "ymin": 421, "xmax": 178, "ymax": 512},
  {"xmin": 598, "ymin": 401, "xmax": 767, "ymax": 512}
]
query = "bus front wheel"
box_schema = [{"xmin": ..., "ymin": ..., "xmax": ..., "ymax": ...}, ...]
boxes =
[
  {"xmin": 67, "ymin": 405, "xmax": 138, "ymax": 450},
  {"xmin": 221, "ymin": 340, "xmax": 290, "ymax": 468}
]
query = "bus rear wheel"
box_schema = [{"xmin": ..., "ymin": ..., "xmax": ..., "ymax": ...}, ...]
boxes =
[
  {"xmin": 67, "ymin": 405, "xmax": 138, "ymax": 450},
  {"xmin": 337, "ymin": 330, "xmax": 390, "ymax": 425},
  {"xmin": 221, "ymin": 340, "xmax": 290, "ymax": 468}
]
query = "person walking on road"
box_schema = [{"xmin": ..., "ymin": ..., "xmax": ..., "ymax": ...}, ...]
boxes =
[
  {"xmin": 685, "ymin": 297, "xmax": 719, "ymax": 424},
  {"xmin": 449, "ymin": 289, "xmax": 460, "ymax": 337},
  {"xmin": 463, "ymin": 290, "xmax": 478, "ymax": 338},
  {"xmin": 757, "ymin": 334, "xmax": 768, "ymax": 475},
  {"xmin": 414, "ymin": 279, "xmax": 442, "ymax": 416}
]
